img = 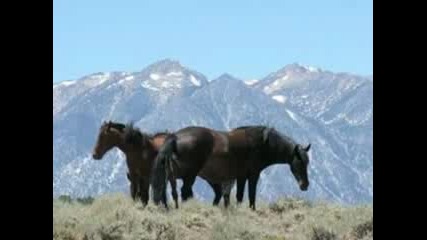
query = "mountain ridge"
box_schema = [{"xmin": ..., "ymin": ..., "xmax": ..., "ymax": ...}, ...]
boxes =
[{"xmin": 53, "ymin": 59, "xmax": 373, "ymax": 205}]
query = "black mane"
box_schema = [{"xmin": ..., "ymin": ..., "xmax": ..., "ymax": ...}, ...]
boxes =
[
  {"xmin": 123, "ymin": 122, "xmax": 171, "ymax": 147},
  {"xmin": 264, "ymin": 128, "xmax": 299, "ymax": 163},
  {"xmin": 234, "ymin": 125, "xmax": 299, "ymax": 164},
  {"xmin": 233, "ymin": 125, "xmax": 268, "ymax": 130},
  {"xmin": 108, "ymin": 122, "xmax": 126, "ymax": 131},
  {"xmin": 123, "ymin": 122, "xmax": 150, "ymax": 146}
]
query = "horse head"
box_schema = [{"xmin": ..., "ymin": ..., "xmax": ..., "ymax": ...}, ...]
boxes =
[
  {"xmin": 290, "ymin": 144, "xmax": 311, "ymax": 191},
  {"xmin": 264, "ymin": 128, "xmax": 311, "ymax": 191},
  {"xmin": 92, "ymin": 121, "xmax": 121, "ymax": 160}
]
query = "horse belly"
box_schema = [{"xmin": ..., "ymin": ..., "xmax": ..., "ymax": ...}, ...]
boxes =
[{"xmin": 198, "ymin": 155, "xmax": 236, "ymax": 183}]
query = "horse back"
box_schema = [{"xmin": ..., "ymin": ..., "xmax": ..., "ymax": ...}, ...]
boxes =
[
  {"xmin": 174, "ymin": 126, "xmax": 215, "ymax": 151},
  {"xmin": 172, "ymin": 126, "xmax": 216, "ymax": 175},
  {"xmin": 227, "ymin": 129, "xmax": 250, "ymax": 152}
]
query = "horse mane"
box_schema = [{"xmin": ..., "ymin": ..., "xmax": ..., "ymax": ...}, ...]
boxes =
[
  {"xmin": 233, "ymin": 125, "xmax": 274, "ymax": 131},
  {"xmin": 234, "ymin": 125, "xmax": 298, "ymax": 157},
  {"xmin": 273, "ymin": 129, "xmax": 297, "ymax": 147},
  {"xmin": 123, "ymin": 123, "xmax": 171, "ymax": 147},
  {"xmin": 233, "ymin": 125, "xmax": 259, "ymax": 130},
  {"xmin": 264, "ymin": 127, "xmax": 299, "ymax": 163},
  {"xmin": 123, "ymin": 122, "xmax": 150, "ymax": 146},
  {"xmin": 233, "ymin": 125, "xmax": 275, "ymax": 140},
  {"xmin": 108, "ymin": 122, "xmax": 126, "ymax": 131}
]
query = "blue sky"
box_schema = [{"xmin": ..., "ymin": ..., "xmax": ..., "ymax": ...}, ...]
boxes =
[{"xmin": 53, "ymin": 0, "xmax": 372, "ymax": 82}]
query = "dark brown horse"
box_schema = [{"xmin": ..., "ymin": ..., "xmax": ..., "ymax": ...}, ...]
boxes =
[
  {"xmin": 151, "ymin": 125, "xmax": 311, "ymax": 210},
  {"xmin": 91, "ymin": 121, "xmax": 233, "ymax": 208},
  {"xmin": 91, "ymin": 121, "xmax": 179, "ymax": 208}
]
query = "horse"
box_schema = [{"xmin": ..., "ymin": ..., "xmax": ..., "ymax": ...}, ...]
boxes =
[
  {"xmin": 122, "ymin": 122, "xmax": 236, "ymax": 208},
  {"xmin": 91, "ymin": 121, "xmax": 179, "ymax": 208},
  {"xmin": 91, "ymin": 121, "xmax": 233, "ymax": 208},
  {"xmin": 151, "ymin": 125, "xmax": 311, "ymax": 210}
]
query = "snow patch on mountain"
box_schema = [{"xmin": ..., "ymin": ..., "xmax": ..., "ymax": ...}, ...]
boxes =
[
  {"xmin": 190, "ymin": 75, "xmax": 201, "ymax": 86},
  {"xmin": 149, "ymin": 73, "xmax": 160, "ymax": 80},
  {"xmin": 272, "ymin": 95, "xmax": 286, "ymax": 104}
]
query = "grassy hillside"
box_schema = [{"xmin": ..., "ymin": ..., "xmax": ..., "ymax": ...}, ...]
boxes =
[{"xmin": 53, "ymin": 193, "xmax": 373, "ymax": 240}]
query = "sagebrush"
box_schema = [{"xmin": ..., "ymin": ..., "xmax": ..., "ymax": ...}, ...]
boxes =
[{"xmin": 53, "ymin": 194, "xmax": 372, "ymax": 240}]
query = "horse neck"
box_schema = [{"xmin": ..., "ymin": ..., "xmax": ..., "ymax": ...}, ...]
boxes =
[
  {"xmin": 266, "ymin": 133, "xmax": 295, "ymax": 165},
  {"xmin": 126, "ymin": 135, "xmax": 157, "ymax": 164},
  {"xmin": 110, "ymin": 130, "xmax": 130, "ymax": 154},
  {"xmin": 129, "ymin": 140, "xmax": 157, "ymax": 173}
]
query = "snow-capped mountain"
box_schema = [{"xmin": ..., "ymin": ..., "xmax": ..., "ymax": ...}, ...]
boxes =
[{"xmin": 53, "ymin": 59, "xmax": 373, "ymax": 205}]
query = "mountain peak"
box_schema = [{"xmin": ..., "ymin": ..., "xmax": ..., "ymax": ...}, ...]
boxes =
[
  {"xmin": 154, "ymin": 58, "xmax": 181, "ymax": 66},
  {"xmin": 279, "ymin": 63, "xmax": 321, "ymax": 74},
  {"xmin": 215, "ymin": 73, "xmax": 239, "ymax": 81},
  {"xmin": 144, "ymin": 58, "xmax": 183, "ymax": 73},
  {"xmin": 132, "ymin": 59, "xmax": 209, "ymax": 91}
]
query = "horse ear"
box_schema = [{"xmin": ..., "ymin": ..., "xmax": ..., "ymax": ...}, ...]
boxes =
[{"xmin": 304, "ymin": 144, "xmax": 311, "ymax": 152}]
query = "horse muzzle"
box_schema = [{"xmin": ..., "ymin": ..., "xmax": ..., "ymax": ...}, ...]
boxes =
[
  {"xmin": 92, "ymin": 152, "xmax": 102, "ymax": 160},
  {"xmin": 299, "ymin": 180, "xmax": 309, "ymax": 191}
]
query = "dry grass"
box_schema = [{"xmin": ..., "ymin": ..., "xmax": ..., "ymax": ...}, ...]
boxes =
[{"xmin": 53, "ymin": 193, "xmax": 372, "ymax": 240}]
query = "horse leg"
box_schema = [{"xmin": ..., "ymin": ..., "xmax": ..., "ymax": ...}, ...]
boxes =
[
  {"xmin": 181, "ymin": 175, "xmax": 196, "ymax": 201},
  {"xmin": 236, "ymin": 177, "xmax": 246, "ymax": 204},
  {"xmin": 208, "ymin": 181, "xmax": 222, "ymax": 206},
  {"xmin": 128, "ymin": 173, "xmax": 139, "ymax": 201},
  {"xmin": 224, "ymin": 193, "xmax": 230, "ymax": 208},
  {"xmin": 222, "ymin": 180, "xmax": 235, "ymax": 208},
  {"xmin": 162, "ymin": 191, "xmax": 169, "ymax": 210},
  {"xmin": 248, "ymin": 174, "xmax": 260, "ymax": 211},
  {"xmin": 130, "ymin": 181, "xmax": 138, "ymax": 201},
  {"xmin": 140, "ymin": 177, "xmax": 150, "ymax": 207},
  {"xmin": 169, "ymin": 177, "xmax": 179, "ymax": 209}
]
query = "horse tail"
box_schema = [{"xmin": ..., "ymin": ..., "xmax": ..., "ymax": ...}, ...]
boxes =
[{"xmin": 151, "ymin": 134, "xmax": 178, "ymax": 205}]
